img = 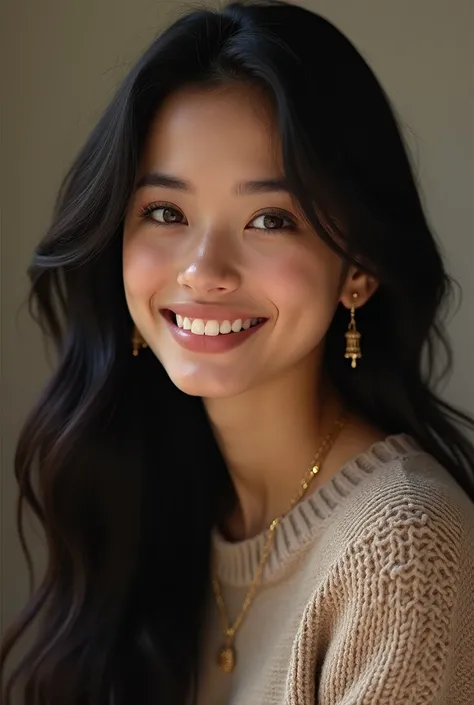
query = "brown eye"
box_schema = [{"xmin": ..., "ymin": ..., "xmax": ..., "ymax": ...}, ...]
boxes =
[
  {"xmin": 264, "ymin": 215, "xmax": 284, "ymax": 229},
  {"xmin": 248, "ymin": 212, "xmax": 296, "ymax": 232},
  {"xmin": 151, "ymin": 207, "xmax": 185, "ymax": 224},
  {"xmin": 140, "ymin": 203, "xmax": 188, "ymax": 225}
]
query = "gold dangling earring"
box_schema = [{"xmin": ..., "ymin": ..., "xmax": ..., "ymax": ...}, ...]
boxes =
[
  {"xmin": 132, "ymin": 326, "xmax": 148, "ymax": 357},
  {"xmin": 344, "ymin": 293, "xmax": 361, "ymax": 369}
]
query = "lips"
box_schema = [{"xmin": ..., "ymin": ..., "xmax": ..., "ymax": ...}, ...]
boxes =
[{"xmin": 160, "ymin": 307, "xmax": 268, "ymax": 354}]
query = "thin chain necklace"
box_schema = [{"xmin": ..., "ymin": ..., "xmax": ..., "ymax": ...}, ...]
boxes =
[{"xmin": 211, "ymin": 413, "xmax": 346, "ymax": 674}]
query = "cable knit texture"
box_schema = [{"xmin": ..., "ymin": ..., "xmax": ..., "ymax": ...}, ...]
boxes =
[{"xmin": 196, "ymin": 436, "xmax": 474, "ymax": 705}]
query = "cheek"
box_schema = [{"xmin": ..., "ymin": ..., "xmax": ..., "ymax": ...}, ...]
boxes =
[
  {"xmin": 259, "ymin": 244, "xmax": 343, "ymax": 354},
  {"xmin": 262, "ymin": 246, "xmax": 341, "ymax": 312},
  {"xmin": 122, "ymin": 233, "xmax": 171, "ymax": 305}
]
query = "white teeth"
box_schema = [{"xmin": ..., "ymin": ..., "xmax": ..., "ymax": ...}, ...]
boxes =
[
  {"xmin": 204, "ymin": 320, "xmax": 220, "ymax": 336},
  {"xmin": 172, "ymin": 314, "xmax": 264, "ymax": 336},
  {"xmin": 191, "ymin": 319, "xmax": 205, "ymax": 335},
  {"xmin": 219, "ymin": 320, "xmax": 232, "ymax": 335}
]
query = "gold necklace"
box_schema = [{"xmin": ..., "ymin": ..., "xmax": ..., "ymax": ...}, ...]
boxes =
[{"xmin": 212, "ymin": 413, "xmax": 346, "ymax": 674}]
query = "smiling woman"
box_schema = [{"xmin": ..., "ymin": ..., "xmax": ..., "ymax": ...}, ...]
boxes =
[
  {"xmin": 122, "ymin": 82, "xmax": 360, "ymax": 397},
  {"xmin": 1, "ymin": 2, "xmax": 474, "ymax": 705}
]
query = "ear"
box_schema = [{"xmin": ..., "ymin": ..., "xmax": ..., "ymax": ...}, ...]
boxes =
[{"xmin": 340, "ymin": 267, "xmax": 378, "ymax": 309}]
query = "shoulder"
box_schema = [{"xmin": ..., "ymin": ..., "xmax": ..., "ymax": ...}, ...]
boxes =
[
  {"xmin": 302, "ymin": 443, "xmax": 474, "ymax": 704},
  {"xmin": 318, "ymin": 441, "xmax": 474, "ymax": 624},
  {"xmin": 332, "ymin": 437, "xmax": 474, "ymax": 551},
  {"xmin": 309, "ymin": 437, "xmax": 474, "ymax": 603}
]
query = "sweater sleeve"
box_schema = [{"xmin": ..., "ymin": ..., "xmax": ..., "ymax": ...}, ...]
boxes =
[{"xmin": 313, "ymin": 493, "xmax": 474, "ymax": 705}]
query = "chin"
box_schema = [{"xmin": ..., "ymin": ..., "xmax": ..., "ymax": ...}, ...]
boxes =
[{"xmin": 164, "ymin": 365, "xmax": 251, "ymax": 399}]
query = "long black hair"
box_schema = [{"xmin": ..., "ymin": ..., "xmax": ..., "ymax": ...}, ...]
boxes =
[{"xmin": 2, "ymin": 1, "xmax": 473, "ymax": 703}]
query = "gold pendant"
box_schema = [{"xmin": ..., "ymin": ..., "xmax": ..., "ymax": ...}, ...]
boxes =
[{"xmin": 217, "ymin": 644, "xmax": 236, "ymax": 673}]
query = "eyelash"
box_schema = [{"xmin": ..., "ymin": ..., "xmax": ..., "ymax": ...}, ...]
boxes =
[{"xmin": 138, "ymin": 202, "xmax": 298, "ymax": 232}]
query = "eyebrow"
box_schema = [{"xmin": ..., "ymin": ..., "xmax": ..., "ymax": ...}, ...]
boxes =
[{"xmin": 134, "ymin": 171, "xmax": 290, "ymax": 195}]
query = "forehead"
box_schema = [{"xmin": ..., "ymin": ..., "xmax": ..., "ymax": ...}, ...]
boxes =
[{"xmin": 139, "ymin": 83, "xmax": 284, "ymax": 178}]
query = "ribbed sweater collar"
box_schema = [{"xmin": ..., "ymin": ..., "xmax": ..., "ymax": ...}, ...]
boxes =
[{"xmin": 212, "ymin": 434, "xmax": 422, "ymax": 587}]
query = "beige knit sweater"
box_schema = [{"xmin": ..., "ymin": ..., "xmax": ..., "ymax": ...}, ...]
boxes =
[{"xmin": 196, "ymin": 435, "xmax": 474, "ymax": 705}]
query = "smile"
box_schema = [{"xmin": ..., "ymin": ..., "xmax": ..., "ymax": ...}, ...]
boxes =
[
  {"xmin": 175, "ymin": 314, "xmax": 265, "ymax": 336},
  {"xmin": 160, "ymin": 308, "xmax": 268, "ymax": 354}
]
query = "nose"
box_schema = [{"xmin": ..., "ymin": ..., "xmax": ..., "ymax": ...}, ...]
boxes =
[{"xmin": 177, "ymin": 230, "xmax": 241, "ymax": 296}]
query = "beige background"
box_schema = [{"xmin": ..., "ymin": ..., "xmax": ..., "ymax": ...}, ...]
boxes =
[{"xmin": 1, "ymin": 0, "xmax": 473, "ymax": 646}]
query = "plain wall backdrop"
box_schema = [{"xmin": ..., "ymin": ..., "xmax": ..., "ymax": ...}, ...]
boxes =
[{"xmin": 1, "ymin": 0, "xmax": 473, "ymax": 649}]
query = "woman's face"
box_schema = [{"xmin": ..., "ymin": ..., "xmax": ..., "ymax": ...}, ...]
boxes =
[{"xmin": 123, "ymin": 83, "xmax": 363, "ymax": 398}]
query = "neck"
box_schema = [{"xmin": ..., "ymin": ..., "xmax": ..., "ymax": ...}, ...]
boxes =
[{"xmin": 204, "ymin": 355, "xmax": 343, "ymax": 541}]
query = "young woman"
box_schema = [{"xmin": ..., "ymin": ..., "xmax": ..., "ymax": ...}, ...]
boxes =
[{"xmin": 2, "ymin": 1, "xmax": 473, "ymax": 703}]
